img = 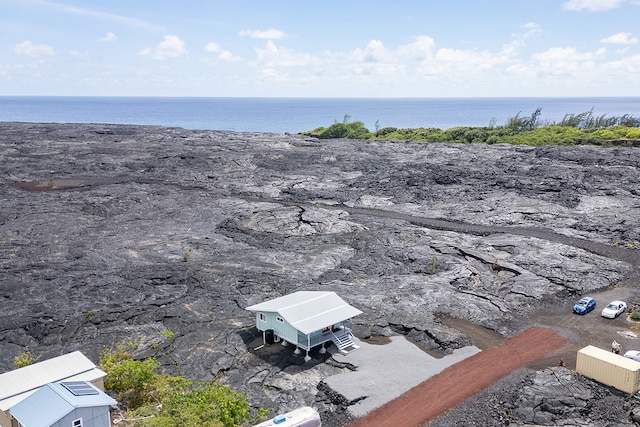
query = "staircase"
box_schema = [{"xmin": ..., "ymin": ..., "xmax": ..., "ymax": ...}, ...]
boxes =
[{"xmin": 332, "ymin": 330, "xmax": 360, "ymax": 355}]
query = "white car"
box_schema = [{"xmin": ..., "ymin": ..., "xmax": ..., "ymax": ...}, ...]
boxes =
[
  {"xmin": 625, "ymin": 350, "xmax": 640, "ymax": 362},
  {"xmin": 601, "ymin": 300, "xmax": 627, "ymax": 318}
]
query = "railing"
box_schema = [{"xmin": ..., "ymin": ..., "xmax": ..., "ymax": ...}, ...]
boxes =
[
  {"xmin": 296, "ymin": 327, "xmax": 352, "ymax": 350},
  {"xmin": 330, "ymin": 330, "xmax": 353, "ymax": 349}
]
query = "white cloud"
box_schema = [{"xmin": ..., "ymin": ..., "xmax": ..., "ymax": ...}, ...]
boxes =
[
  {"xmin": 520, "ymin": 22, "xmax": 542, "ymax": 38},
  {"xmin": 204, "ymin": 42, "xmax": 220, "ymax": 52},
  {"xmin": 99, "ymin": 32, "xmax": 117, "ymax": 42},
  {"xmin": 312, "ymin": 40, "xmax": 406, "ymax": 79},
  {"xmin": 139, "ymin": 35, "xmax": 187, "ymax": 60},
  {"xmin": 601, "ymin": 32, "xmax": 639, "ymax": 44},
  {"xmin": 435, "ymin": 47, "xmax": 506, "ymax": 72},
  {"xmin": 68, "ymin": 50, "xmax": 88, "ymax": 58},
  {"xmin": 531, "ymin": 47, "xmax": 603, "ymax": 75},
  {"xmin": 13, "ymin": 40, "xmax": 55, "ymax": 57},
  {"xmin": 243, "ymin": 26, "xmax": 640, "ymax": 97},
  {"xmin": 259, "ymin": 67, "xmax": 289, "ymax": 81},
  {"xmin": 250, "ymin": 35, "xmax": 516, "ymax": 88},
  {"xmin": 505, "ymin": 63, "xmax": 537, "ymax": 78},
  {"xmin": 336, "ymin": 49, "xmax": 398, "ymax": 77},
  {"xmin": 203, "ymin": 42, "xmax": 241, "ymax": 62},
  {"xmin": 602, "ymin": 53, "xmax": 640, "ymax": 74},
  {"xmin": 562, "ymin": 0, "xmax": 624, "ymax": 11},
  {"xmin": 353, "ymin": 40, "xmax": 388, "ymax": 62},
  {"xmin": 239, "ymin": 28, "xmax": 287, "ymax": 40},
  {"xmin": 396, "ymin": 36, "xmax": 436, "ymax": 61},
  {"xmin": 533, "ymin": 47, "xmax": 604, "ymax": 62},
  {"xmin": 254, "ymin": 40, "xmax": 320, "ymax": 67},
  {"xmin": 522, "ymin": 22, "xmax": 540, "ymax": 29}
]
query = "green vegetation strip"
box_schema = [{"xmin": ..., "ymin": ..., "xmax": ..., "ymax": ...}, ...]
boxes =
[{"xmin": 302, "ymin": 109, "xmax": 640, "ymax": 146}]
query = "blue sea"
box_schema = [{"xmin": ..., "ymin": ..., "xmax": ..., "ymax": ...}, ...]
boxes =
[{"xmin": 1, "ymin": 96, "xmax": 639, "ymax": 134}]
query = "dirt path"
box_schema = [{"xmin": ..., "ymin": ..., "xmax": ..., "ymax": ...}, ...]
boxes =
[{"xmin": 346, "ymin": 326, "xmax": 566, "ymax": 427}]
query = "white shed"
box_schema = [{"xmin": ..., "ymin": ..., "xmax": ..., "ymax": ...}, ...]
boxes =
[{"xmin": 246, "ymin": 291, "xmax": 363, "ymax": 361}]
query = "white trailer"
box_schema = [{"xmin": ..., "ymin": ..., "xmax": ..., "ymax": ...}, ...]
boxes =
[{"xmin": 253, "ymin": 406, "xmax": 322, "ymax": 427}]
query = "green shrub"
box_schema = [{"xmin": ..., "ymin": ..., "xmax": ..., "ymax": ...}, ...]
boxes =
[
  {"xmin": 159, "ymin": 330, "xmax": 175, "ymax": 339},
  {"xmin": 626, "ymin": 128, "xmax": 640, "ymax": 139},
  {"xmin": 302, "ymin": 126, "xmax": 327, "ymax": 137},
  {"xmin": 590, "ymin": 127, "xmax": 625, "ymax": 141},
  {"xmin": 630, "ymin": 311, "xmax": 640, "ymax": 321},
  {"xmin": 99, "ymin": 345, "xmax": 268, "ymax": 426},
  {"xmin": 378, "ymin": 127, "xmax": 445, "ymax": 142},
  {"xmin": 317, "ymin": 123, "xmax": 349, "ymax": 139},
  {"xmin": 375, "ymin": 126, "xmax": 398, "ymax": 137},
  {"xmin": 14, "ymin": 351, "xmax": 40, "ymax": 368},
  {"xmin": 140, "ymin": 381, "xmax": 258, "ymax": 427},
  {"xmin": 317, "ymin": 121, "xmax": 371, "ymax": 139},
  {"xmin": 99, "ymin": 345, "xmax": 159, "ymax": 408},
  {"xmin": 443, "ymin": 126, "xmax": 493, "ymax": 143},
  {"xmin": 500, "ymin": 126, "xmax": 583, "ymax": 145}
]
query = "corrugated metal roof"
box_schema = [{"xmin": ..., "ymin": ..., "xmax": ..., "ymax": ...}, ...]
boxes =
[
  {"xmin": 579, "ymin": 345, "xmax": 640, "ymax": 371},
  {"xmin": 9, "ymin": 381, "xmax": 116, "ymax": 427},
  {"xmin": 246, "ymin": 291, "xmax": 363, "ymax": 335},
  {"xmin": 0, "ymin": 351, "xmax": 106, "ymax": 411}
]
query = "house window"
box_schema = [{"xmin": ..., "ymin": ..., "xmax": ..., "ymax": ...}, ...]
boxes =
[
  {"xmin": 276, "ymin": 316, "xmax": 284, "ymax": 323},
  {"xmin": 72, "ymin": 419, "xmax": 83, "ymax": 427},
  {"xmin": 259, "ymin": 313, "xmax": 266, "ymax": 322}
]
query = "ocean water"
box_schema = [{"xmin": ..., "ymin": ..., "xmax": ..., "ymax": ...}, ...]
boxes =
[{"xmin": 1, "ymin": 96, "xmax": 639, "ymax": 134}]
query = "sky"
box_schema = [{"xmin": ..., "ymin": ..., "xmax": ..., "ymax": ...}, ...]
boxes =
[{"xmin": 1, "ymin": 0, "xmax": 640, "ymax": 97}]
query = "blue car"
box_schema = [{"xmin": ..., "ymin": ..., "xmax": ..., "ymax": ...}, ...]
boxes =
[{"xmin": 573, "ymin": 296, "xmax": 596, "ymax": 314}]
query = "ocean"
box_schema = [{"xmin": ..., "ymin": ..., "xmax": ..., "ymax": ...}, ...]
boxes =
[{"xmin": 1, "ymin": 96, "xmax": 639, "ymax": 134}]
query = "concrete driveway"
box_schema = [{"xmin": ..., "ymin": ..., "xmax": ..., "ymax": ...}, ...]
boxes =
[{"xmin": 325, "ymin": 336, "xmax": 480, "ymax": 418}]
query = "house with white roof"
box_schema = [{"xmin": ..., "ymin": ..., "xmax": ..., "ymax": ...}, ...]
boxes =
[
  {"xmin": 246, "ymin": 291, "xmax": 363, "ymax": 361},
  {"xmin": 0, "ymin": 351, "xmax": 108, "ymax": 427},
  {"xmin": 9, "ymin": 381, "xmax": 116, "ymax": 427}
]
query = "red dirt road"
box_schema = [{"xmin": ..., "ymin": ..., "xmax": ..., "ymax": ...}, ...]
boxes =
[{"xmin": 347, "ymin": 327, "xmax": 566, "ymax": 427}]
